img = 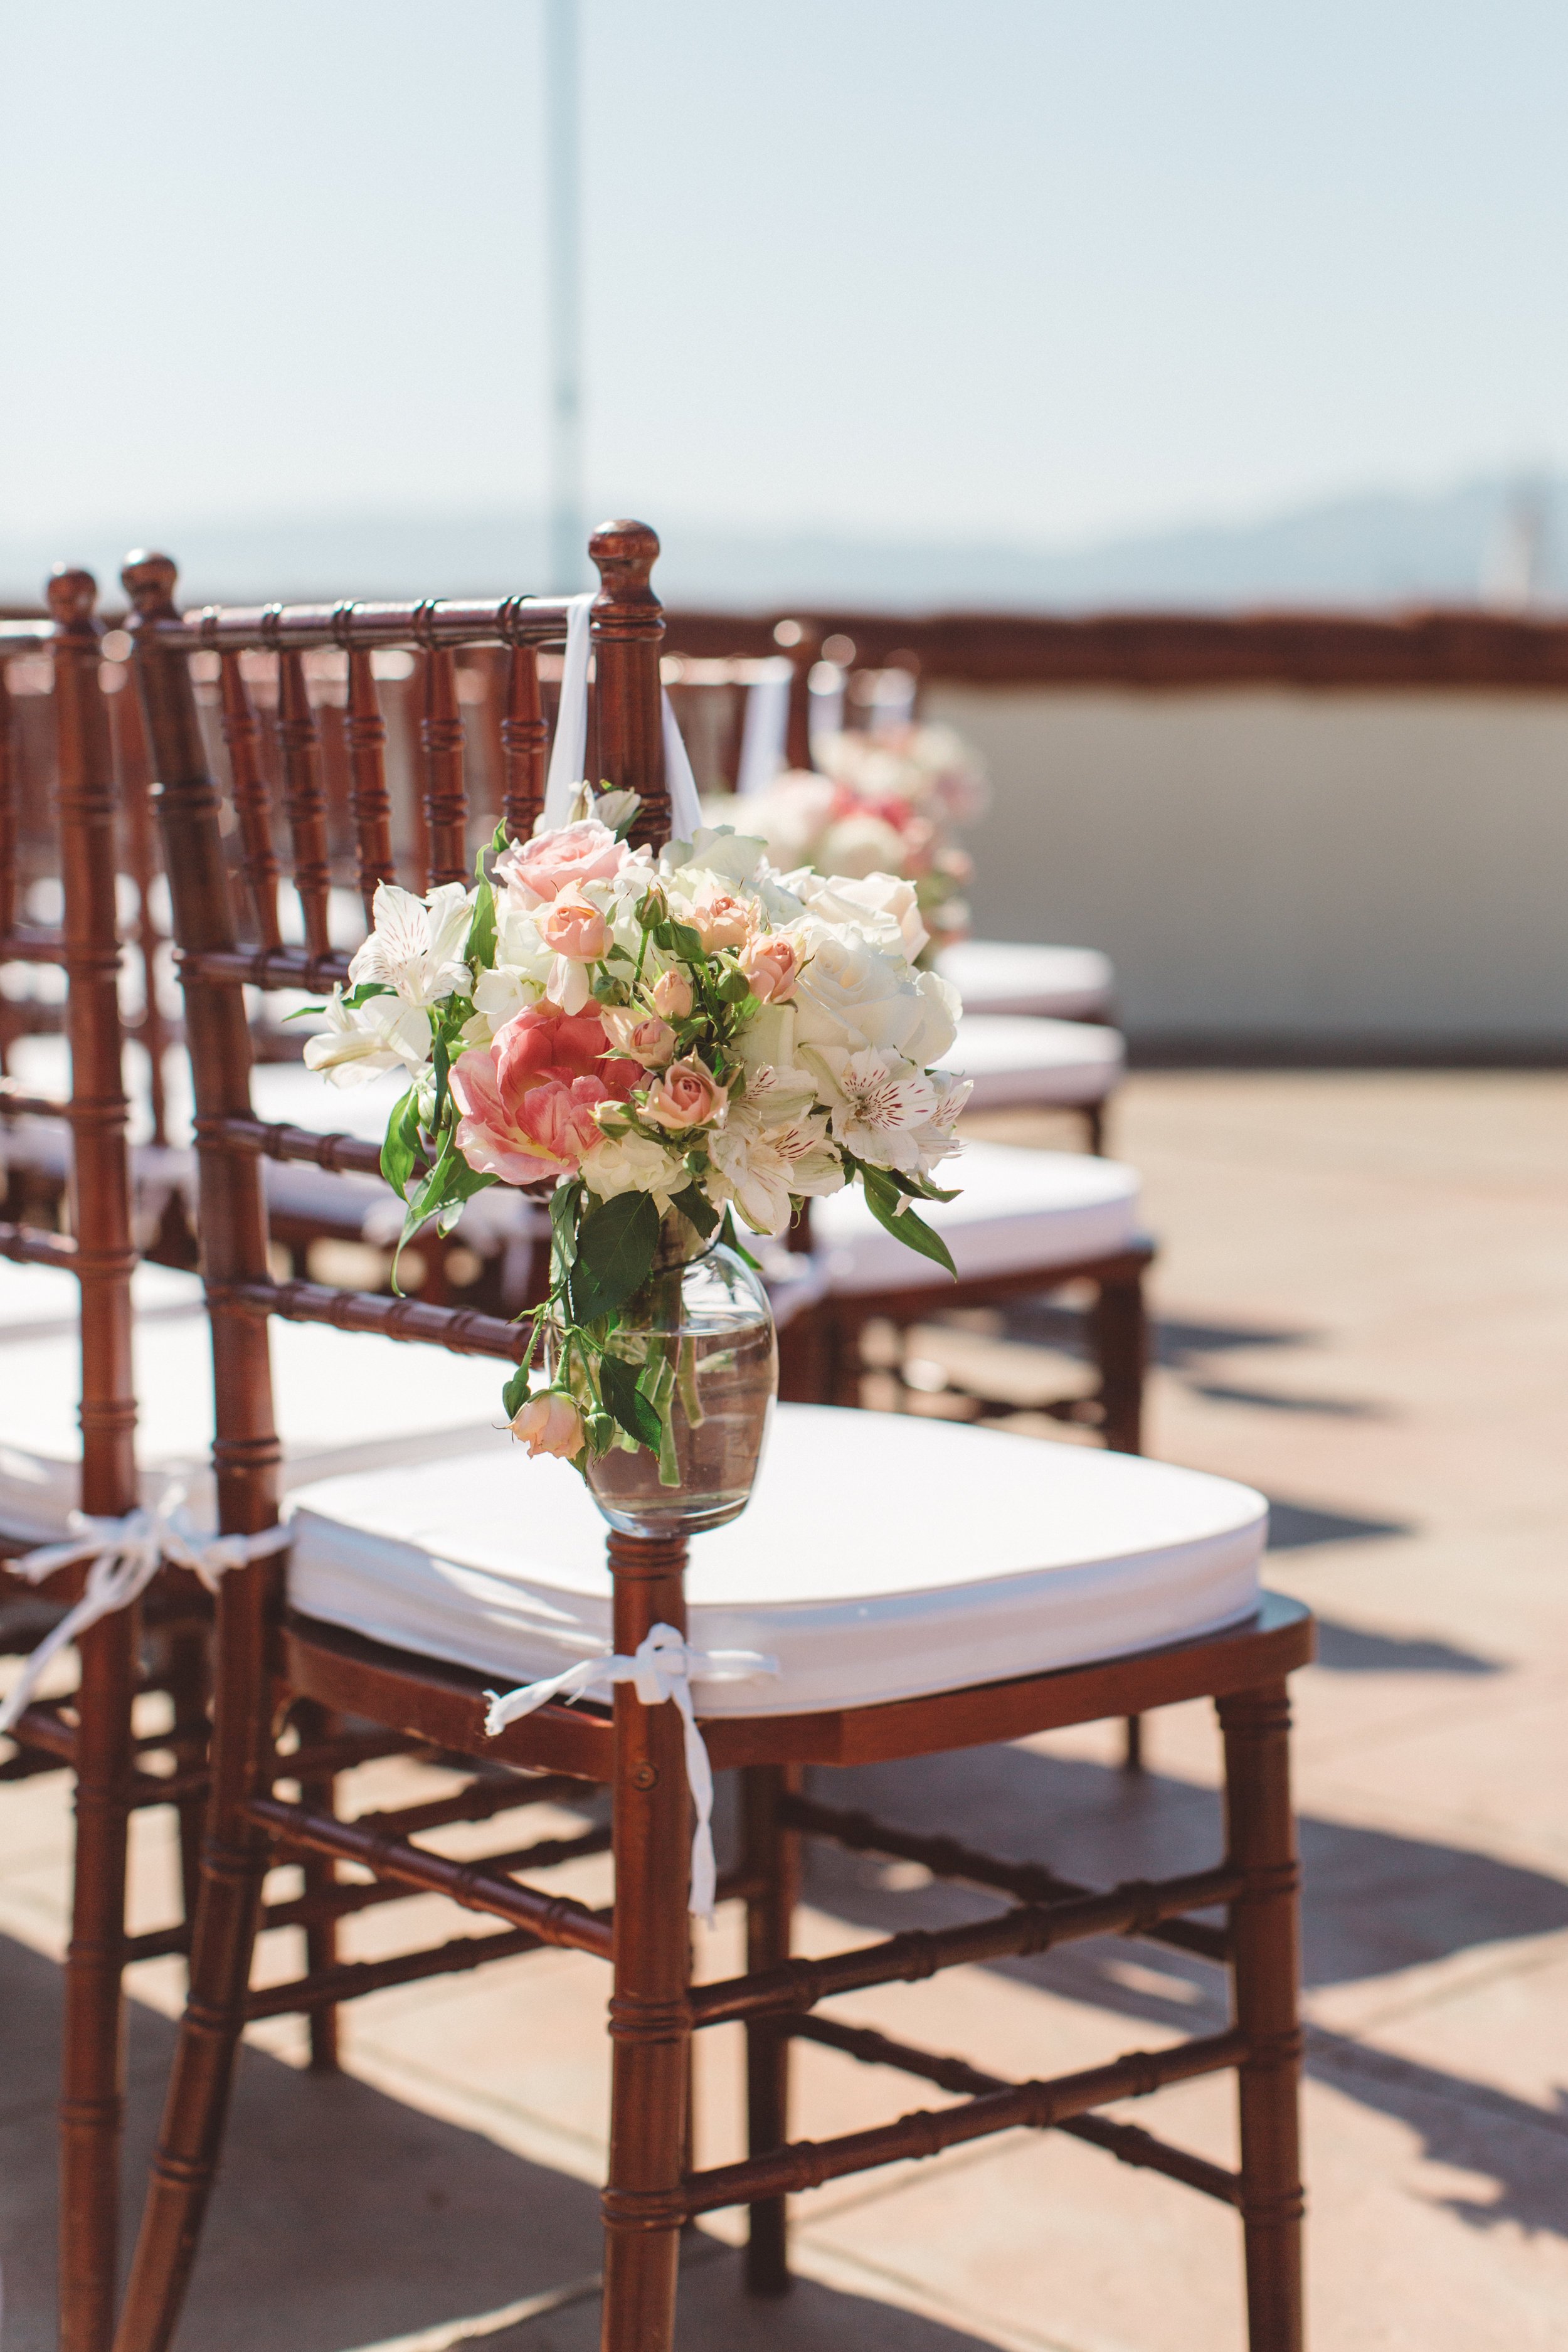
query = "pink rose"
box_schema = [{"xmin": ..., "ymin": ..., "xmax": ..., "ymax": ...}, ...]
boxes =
[
  {"xmin": 649, "ymin": 967, "xmax": 693, "ymax": 1020},
  {"xmin": 497, "ymin": 818, "xmax": 627, "ymax": 905},
  {"xmin": 739, "ymin": 933, "xmax": 800, "ymax": 1004},
  {"xmin": 641, "ymin": 1057, "xmax": 728, "ymax": 1133},
  {"xmin": 511, "ymin": 1390, "xmax": 583, "ymax": 1459},
  {"xmin": 600, "ymin": 1007, "xmax": 677, "ymax": 1067},
  {"xmin": 493, "ymin": 1001, "xmax": 637, "ymax": 1099},
  {"xmin": 453, "ymin": 1054, "xmax": 615, "ymax": 1181},
  {"xmin": 687, "ymin": 881, "xmax": 756, "ymax": 952},
  {"xmin": 536, "ymin": 887, "xmax": 610, "ymax": 963}
]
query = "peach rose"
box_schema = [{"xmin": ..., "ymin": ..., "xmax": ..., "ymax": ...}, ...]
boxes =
[
  {"xmin": 498, "ymin": 818, "xmax": 626, "ymax": 904},
  {"xmin": 686, "ymin": 881, "xmax": 755, "ymax": 952},
  {"xmin": 649, "ymin": 967, "xmax": 694, "ymax": 1020},
  {"xmin": 536, "ymin": 887, "xmax": 609, "ymax": 963},
  {"xmin": 511, "ymin": 1390, "xmax": 583, "ymax": 1459},
  {"xmin": 641, "ymin": 1057, "xmax": 728, "ymax": 1133},
  {"xmin": 600, "ymin": 1007, "xmax": 677, "ymax": 1068},
  {"xmin": 739, "ymin": 933, "xmax": 800, "ymax": 1004}
]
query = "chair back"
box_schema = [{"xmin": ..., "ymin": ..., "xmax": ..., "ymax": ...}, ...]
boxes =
[
  {"xmin": 121, "ymin": 520, "xmax": 670, "ymax": 1542},
  {"xmin": 0, "ymin": 569, "xmax": 138, "ymax": 1525}
]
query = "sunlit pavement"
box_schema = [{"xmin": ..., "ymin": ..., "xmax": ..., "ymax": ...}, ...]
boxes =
[{"xmin": 4, "ymin": 1073, "xmax": 1566, "ymax": 2351}]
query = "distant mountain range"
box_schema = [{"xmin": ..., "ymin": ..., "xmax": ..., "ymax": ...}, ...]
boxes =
[{"xmin": 3, "ymin": 474, "xmax": 1562, "ymax": 614}]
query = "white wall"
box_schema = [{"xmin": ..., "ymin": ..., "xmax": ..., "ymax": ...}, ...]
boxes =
[{"xmin": 929, "ymin": 685, "xmax": 1568, "ymax": 1046}]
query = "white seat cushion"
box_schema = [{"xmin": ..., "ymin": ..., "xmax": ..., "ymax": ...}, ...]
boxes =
[
  {"xmin": 286, "ymin": 1407, "xmax": 1265, "ymax": 1717},
  {"xmin": 950, "ymin": 1015, "xmax": 1123, "ymax": 1112},
  {"xmin": 0, "ymin": 1303, "xmax": 513, "ymax": 1546},
  {"xmin": 812, "ymin": 1141, "xmax": 1140, "ymax": 1295},
  {"xmin": 938, "ymin": 940, "xmax": 1113, "ymax": 1021},
  {"xmin": 0, "ymin": 1261, "xmax": 204, "ymax": 1338}
]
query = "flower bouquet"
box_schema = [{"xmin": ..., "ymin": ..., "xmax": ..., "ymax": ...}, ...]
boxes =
[
  {"xmin": 722, "ymin": 721, "xmax": 989, "ymax": 957},
  {"xmin": 302, "ymin": 792, "xmax": 968, "ymax": 1520}
]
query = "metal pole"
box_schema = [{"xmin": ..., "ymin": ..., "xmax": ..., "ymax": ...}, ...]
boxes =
[{"xmin": 546, "ymin": 0, "xmax": 584, "ymax": 590}]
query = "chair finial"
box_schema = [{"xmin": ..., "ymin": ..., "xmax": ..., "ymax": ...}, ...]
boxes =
[
  {"xmin": 120, "ymin": 550, "xmax": 181, "ymax": 623},
  {"xmin": 46, "ymin": 565, "xmax": 98, "ymax": 635},
  {"xmin": 588, "ymin": 519, "xmax": 660, "ymax": 604}
]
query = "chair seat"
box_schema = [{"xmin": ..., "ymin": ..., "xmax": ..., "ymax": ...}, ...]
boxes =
[
  {"xmin": 286, "ymin": 1406, "xmax": 1265, "ymax": 1718},
  {"xmin": 812, "ymin": 1140, "xmax": 1140, "ymax": 1295},
  {"xmin": 0, "ymin": 1291, "xmax": 512, "ymax": 1545},
  {"xmin": 936, "ymin": 940, "xmax": 1113, "ymax": 1021},
  {"xmin": 950, "ymin": 1015, "xmax": 1124, "ymax": 1111},
  {"xmin": 0, "ymin": 1260, "xmax": 204, "ymax": 1338}
]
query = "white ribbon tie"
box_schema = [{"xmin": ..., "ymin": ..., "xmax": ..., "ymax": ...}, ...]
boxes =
[
  {"xmin": 0, "ymin": 1488, "xmax": 290, "ymax": 1739},
  {"xmin": 483, "ymin": 1623, "xmax": 779, "ymax": 1919}
]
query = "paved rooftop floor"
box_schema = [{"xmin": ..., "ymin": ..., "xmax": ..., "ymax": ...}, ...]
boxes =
[{"xmin": 3, "ymin": 1073, "xmax": 1566, "ymax": 2350}]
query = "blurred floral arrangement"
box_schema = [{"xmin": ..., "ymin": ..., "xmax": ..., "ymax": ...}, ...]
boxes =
[
  {"xmin": 715, "ymin": 722, "xmax": 990, "ymax": 959},
  {"xmin": 300, "ymin": 793, "xmax": 967, "ymax": 1478}
]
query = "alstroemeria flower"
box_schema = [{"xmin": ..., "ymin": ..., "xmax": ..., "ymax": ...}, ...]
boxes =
[
  {"xmin": 707, "ymin": 1107, "xmax": 842, "ymax": 1236},
  {"xmin": 302, "ymin": 986, "xmax": 433, "ymax": 1087},
  {"xmin": 348, "ymin": 881, "xmax": 475, "ymax": 1007},
  {"xmin": 808, "ymin": 1044, "xmax": 938, "ymax": 1175}
]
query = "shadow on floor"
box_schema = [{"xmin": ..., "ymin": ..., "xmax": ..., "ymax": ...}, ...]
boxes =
[
  {"xmin": 1310, "ymin": 1618, "xmax": 1501, "ymax": 1675},
  {"xmin": 799, "ymin": 1746, "xmax": 1568, "ymax": 2241},
  {"xmin": 0, "ymin": 1935, "xmax": 1026, "ymax": 2352},
  {"xmin": 1263, "ymin": 1498, "xmax": 1414, "ymax": 1550}
]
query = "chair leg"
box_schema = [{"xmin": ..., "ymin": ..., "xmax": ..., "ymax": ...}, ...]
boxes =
[
  {"xmin": 600, "ymin": 1533, "xmax": 692, "ymax": 2352},
  {"xmin": 113, "ymin": 1578, "xmax": 277, "ymax": 2352},
  {"xmin": 1088, "ymin": 1265, "xmax": 1147, "ymax": 1458},
  {"xmin": 1084, "ymin": 1102, "xmax": 1106, "ymax": 1155},
  {"xmin": 1121, "ymin": 1714, "xmax": 1145, "ymax": 1772},
  {"xmin": 1219, "ymin": 1682, "xmax": 1305, "ymax": 2352},
  {"xmin": 741, "ymin": 1764, "xmax": 798, "ymax": 2297},
  {"xmin": 60, "ymin": 1610, "xmax": 137, "ymax": 2352},
  {"xmin": 290, "ymin": 1698, "xmax": 341, "ymax": 2072}
]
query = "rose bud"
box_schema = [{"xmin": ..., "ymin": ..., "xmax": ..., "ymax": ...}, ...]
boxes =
[
  {"xmin": 600, "ymin": 1007, "xmax": 678, "ymax": 1067},
  {"xmin": 687, "ymin": 883, "xmax": 756, "ymax": 952},
  {"xmin": 635, "ymin": 882, "xmax": 669, "ymax": 930},
  {"xmin": 641, "ymin": 1057, "xmax": 728, "ymax": 1132},
  {"xmin": 649, "ymin": 967, "xmax": 694, "ymax": 1020},
  {"xmin": 511, "ymin": 1389, "xmax": 584, "ymax": 1459},
  {"xmin": 739, "ymin": 933, "xmax": 800, "ymax": 1003},
  {"xmin": 536, "ymin": 888, "xmax": 610, "ymax": 962}
]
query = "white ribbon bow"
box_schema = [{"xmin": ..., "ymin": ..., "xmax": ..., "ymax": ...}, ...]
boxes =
[
  {"xmin": 0, "ymin": 1488, "xmax": 290, "ymax": 1740},
  {"xmin": 541, "ymin": 588, "xmax": 704, "ymax": 844},
  {"xmin": 483, "ymin": 1622, "xmax": 779, "ymax": 1920}
]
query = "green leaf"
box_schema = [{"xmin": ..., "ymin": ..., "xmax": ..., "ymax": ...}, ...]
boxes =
[
  {"xmin": 380, "ymin": 1087, "xmax": 421, "ymax": 1194},
  {"xmin": 670, "ymin": 1183, "xmax": 719, "ymax": 1241},
  {"xmin": 501, "ymin": 1363, "xmax": 532, "ymax": 1420},
  {"xmin": 549, "ymin": 1180, "xmax": 581, "ymax": 1277},
  {"xmin": 568, "ymin": 1190, "xmax": 659, "ymax": 1324},
  {"xmin": 343, "ymin": 980, "xmax": 396, "ymax": 1009},
  {"xmin": 665, "ymin": 920, "xmax": 704, "ymax": 961},
  {"xmin": 596, "ymin": 1350, "xmax": 662, "ymax": 1452},
  {"xmin": 465, "ymin": 879, "xmax": 497, "ymax": 972},
  {"xmin": 859, "ymin": 1167, "xmax": 957, "ymax": 1279},
  {"xmin": 432, "ymin": 1033, "xmax": 452, "ymax": 1135}
]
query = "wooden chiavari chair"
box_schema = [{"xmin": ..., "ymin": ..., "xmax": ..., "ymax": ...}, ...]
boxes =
[
  {"xmin": 0, "ymin": 569, "xmax": 214, "ymax": 2352},
  {"xmin": 111, "ymin": 521, "xmax": 1309, "ymax": 2352}
]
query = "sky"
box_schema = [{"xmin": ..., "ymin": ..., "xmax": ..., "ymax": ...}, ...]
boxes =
[{"xmin": 1, "ymin": 0, "xmax": 1566, "ymax": 560}]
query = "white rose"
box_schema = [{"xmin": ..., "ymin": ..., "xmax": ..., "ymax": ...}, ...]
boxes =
[
  {"xmin": 791, "ymin": 930, "xmax": 957, "ymax": 1067},
  {"xmin": 580, "ymin": 1130, "xmax": 686, "ymax": 1207},
  {"xmin": 802, "ymin": 869, "xmax": 928, "ymax": 962}
]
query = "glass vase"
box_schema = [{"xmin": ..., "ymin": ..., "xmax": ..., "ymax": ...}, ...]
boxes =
[{"xmin": 583, "ymin": 1209, "xmax": 777, "ymax": 1539}]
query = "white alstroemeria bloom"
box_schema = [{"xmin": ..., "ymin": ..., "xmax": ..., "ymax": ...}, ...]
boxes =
[
  {"xmin": 707, "ymin": 1106, "xmax": 843, "ymax": 1236},
  {"xmin": 349, "ymin": 882, "xmax": 475, "ymax": 1008},
  {"xmin": 791, "ymin": 929, "xmax": 957, "ymax": 1067},
  {"xmin": 907, "ymin": 1073, "xmax": 972, "ymax": 1175},
  {"xmin": 807, "ymin": 1044, "xmax": 939, "ymax": 1175},
  {"xmin": 302, "ymin": 987, "xmax": 433, "ymax": 1088},
  {"xmin": 732, "ymin": 1004, "xmax": 820, "ymax": 1118},
  {"xmin": 580, "ymin": 1130, "xmax": 686, "ymax": 1209}
]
